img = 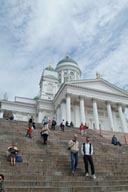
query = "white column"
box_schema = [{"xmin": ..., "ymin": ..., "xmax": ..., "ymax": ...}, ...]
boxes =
[
  {"xmin": 61, "ymin": 71, "xmax": 64, "ymax": 83},
  {"xmin": 80, "ymin": 96, "xmax": 85, "ymax": 123},
  {"xmin": 60, "ymin": 101, "xmax": 66, "ymax": 122},
  {"xmin": 112, "ymin": 111, "xmax": 117, "ymax": 132},
  {"xmin": 106, "ymin": 102, "xmax": 115, "ymax": 131},
  {"xmin": 92, "ymin": 99, "xmax": 99, "ymax": 130},
  {"xmin": 118, "ymin": 104, "xmax": 127, "ymax": 132},
  {"xmin": 66, "ymin": 94, "xmax": 71, "ymax": 123},
  {"xmin": 60, "ymin": 102, "xmax": 64, "ymax": 121},
  {"xmin": 74, "ymin": 71, "xmax": 77, "ymax": 80},
  {"xmin": 124, "ymin": 107, "xmax": 128, "ymax": 120},
  {"xmin": 56, "ymin": 106, "xmax": 60, "ymax": 125},
  {"xmin": 37, "ymin": 111, "xmax": 43, "ymax": 123},
  {"xmin": 74, "ymin": 105, "xmax": 79, "ymax": 127},
  {"xmin": 0, "ymin": 111, "xmax": 3, "ymax": 118}
]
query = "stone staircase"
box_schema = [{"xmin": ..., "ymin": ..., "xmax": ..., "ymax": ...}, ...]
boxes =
[{"xmin": 0, "ymin": 118, "xmax": 128, "ymax": 192}]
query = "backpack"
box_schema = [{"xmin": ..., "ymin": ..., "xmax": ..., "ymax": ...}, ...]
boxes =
[{"xmin": 16, "ymin": 155, "xmax": 23, "ymax": 162}]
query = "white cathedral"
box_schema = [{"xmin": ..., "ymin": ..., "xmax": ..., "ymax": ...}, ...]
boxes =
[{"xmin": 0, "ymin": 55, "xmax": 128, "ymax": 133}]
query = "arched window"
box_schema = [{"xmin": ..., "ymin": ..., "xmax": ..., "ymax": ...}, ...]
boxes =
[
  {"xmin": 70, "ymin": 71, "xmax": 74, "ymax": 80},
  {"xmin": 47, "ymin": 83, "xmax": 53, "ymax": 92},
  {"xmin": 64, "ymin": 71, "xmax": 68, "ymax": 82}
]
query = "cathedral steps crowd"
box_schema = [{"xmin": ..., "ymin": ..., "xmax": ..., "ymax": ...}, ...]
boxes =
[{"xmin": 0, "ymin": 119, "xmax": 128, "ymax": 191}]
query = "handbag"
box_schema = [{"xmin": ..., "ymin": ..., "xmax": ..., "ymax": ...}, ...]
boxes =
[{"xmin": 16, "ymin": 155, "xmax": 23, "ymax": 162}]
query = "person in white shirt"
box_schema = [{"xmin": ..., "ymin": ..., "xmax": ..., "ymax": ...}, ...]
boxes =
[
  {"xmin": 68, "ymin": 134, "xmax": 79, "ymax": 176},
  {"xmin": 81, "ymin": 136, "xmax": 96, "ymax": 179},
  {"xmin": 40, "ymin": 127, "xmax": 50, "ymax": 145},
  {"xmin": 60, "ymin": 119, "xmax": 65, "ymax": 132}
]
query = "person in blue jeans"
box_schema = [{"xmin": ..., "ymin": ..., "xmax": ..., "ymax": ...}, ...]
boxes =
[{"xmin": 68, "ymin": 134, "xmax": 79, "ymax": 176}]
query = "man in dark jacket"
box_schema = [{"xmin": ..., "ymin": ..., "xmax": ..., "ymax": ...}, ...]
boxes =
[{"xmin": 81, "ymin": 136, "xmax": 96, "ymax": 179}]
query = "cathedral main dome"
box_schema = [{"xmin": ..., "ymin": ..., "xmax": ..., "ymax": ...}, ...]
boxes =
[
  {"xmin": 56, "ymin": 55, "xmax": 81, "ymax": 83},
  {"xmin": 57, "ymin": 55, "xmax": 78, "ymax": 66}
]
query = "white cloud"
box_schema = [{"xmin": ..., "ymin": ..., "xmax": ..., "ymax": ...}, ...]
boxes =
[{"xmin": 95, "ymin": 31, "xmax": 128, "ymax": 85}]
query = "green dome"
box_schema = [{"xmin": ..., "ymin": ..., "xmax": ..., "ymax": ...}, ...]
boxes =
[
  {"xmin": 45, "ymin": 65, "xmax": 55, "ymax": 71},
  {"xmin": 57, "ymin": 55, "xmax": 78, "ymax": 66}
]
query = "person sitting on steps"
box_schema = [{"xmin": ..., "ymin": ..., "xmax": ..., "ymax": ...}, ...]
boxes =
[
  {"xmin": 8, "ymin": 143, "xmax": 19, "ymax": 166},
  {"xmin": 70, "ymin": 121, "xmax": 74, "ymax": 128},
  {"xmin": 65, "ymin": 121, "xmax": 70, "ymax": 127},
  {"xmin": 112, "ymin": 135, "xmax": 121, "ymax": 146}
]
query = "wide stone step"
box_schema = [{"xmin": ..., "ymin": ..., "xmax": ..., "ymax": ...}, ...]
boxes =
[
  {"xmin": 1, "ymin": 158, "xmax": 128, "ymax": 171},
  {"xmin": 4, "ymin": 179, "xmax": 128, "ymax": 187},
  {"xmin": 5, "ymin": 185, "xmax": 128, "ymax": 192},
  {"xmin": 3, "ymin": 174, "xmax": 128, "ymax": 181}
]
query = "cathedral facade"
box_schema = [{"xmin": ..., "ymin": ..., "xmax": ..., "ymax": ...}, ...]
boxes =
[{"xmin": 0, "ymin": 56, "xmax": 128, "ymax": 132}]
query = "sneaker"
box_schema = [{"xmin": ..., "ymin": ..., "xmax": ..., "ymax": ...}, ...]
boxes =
[
  {"xmin": 85, "ymin": 173, "xmax": 89, "ymax": 177},
  {"xmin": 92, "ymin": 174, "xmax": 96, "ymax": 179},
  {"xmin": 72, "ymin": 171, "xmax": 75, "ymax": 176}
]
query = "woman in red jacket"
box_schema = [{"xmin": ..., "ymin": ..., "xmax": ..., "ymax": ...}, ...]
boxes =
[
  {"xmin": 26, "ymin": 127, "xmax": 33, "ymax": 138},
  {"xmin": 79, "ymin": 123, "xmax": 86, "ymax": 136}
]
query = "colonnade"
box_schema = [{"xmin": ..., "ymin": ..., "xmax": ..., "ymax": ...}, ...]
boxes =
[{"xmin": 56, "ymin": 94, "xmax": 127, "ymax": 132}]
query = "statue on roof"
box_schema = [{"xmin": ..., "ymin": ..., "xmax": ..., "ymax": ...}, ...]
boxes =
[
  {"xmin": 96, "ymin": 72, "xmax": 102, "ymax": 79},
  {"xmin": 46, "ymin": 64, "xmax": 55, "ymax": 71}
]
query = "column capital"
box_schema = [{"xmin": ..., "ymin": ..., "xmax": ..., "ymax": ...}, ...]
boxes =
[
  {"xmin": 61, "ymin": 99, "xmax": 66, "ymax": 103},
  {"xmin": 92, "ymin": 98, "xmax": 97, "ymax": 103},
  {"xmin": 105, "ymin": 101, "xmax": 112, "ymax": 105},
  {"xmin": 56, "ymin": 104, "xmax": 60, "ymax": 110},
  {"xmin": 79, "ymin": 95, "xmax": 85, "ymax": 100},
  {"xmin": 105, "ymin": 101, "xmax": 109, "ymax": 105},
  {"xmin": 116, "ymin": 102, "xmax": 122, "ymax": 106},
  {"xmin": 66, "ymin": 93, "xmax": 71, "ymax": 97}
]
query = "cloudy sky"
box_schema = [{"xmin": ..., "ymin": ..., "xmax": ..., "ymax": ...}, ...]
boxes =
[{"xmin": 0, "ymin": 0, "xmax": 128, "ymax": 101}]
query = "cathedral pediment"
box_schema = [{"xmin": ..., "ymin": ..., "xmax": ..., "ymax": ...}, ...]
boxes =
[{"xmin": 68, "ymin": 79, "xmax": 128, "ymax": 97}]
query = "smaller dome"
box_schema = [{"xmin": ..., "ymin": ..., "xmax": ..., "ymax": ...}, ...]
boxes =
[
  {"xmin": 45, "ymin": 65, "xmax": 55, "ymax": 71},
  {"xmin": 57, "ymin": 55, "xmax": 78, "ymax": 66}
]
